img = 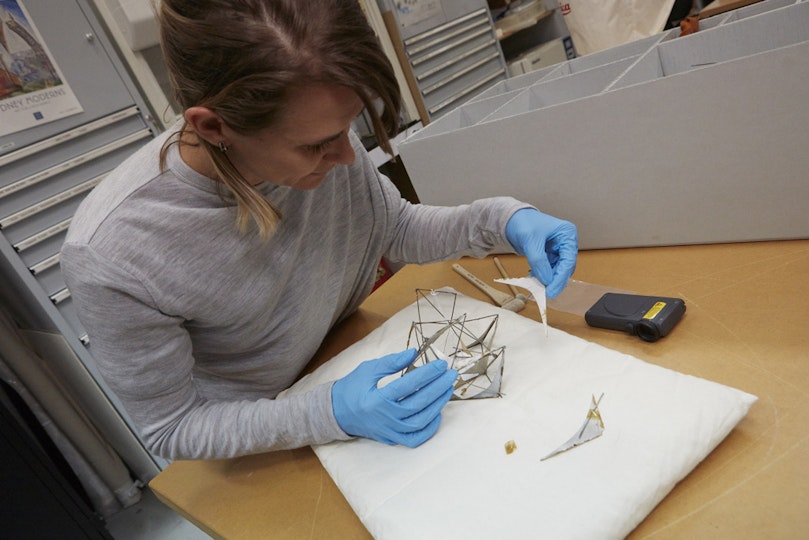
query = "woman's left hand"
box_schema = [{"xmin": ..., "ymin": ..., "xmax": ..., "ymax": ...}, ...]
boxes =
[{"xmin": 505, "ymin": 208, "xmax": 578, "ymax": 298}]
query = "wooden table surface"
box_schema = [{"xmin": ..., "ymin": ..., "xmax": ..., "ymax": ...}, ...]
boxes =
[{"xmin": 150, "ymin": 240, "xmax": 809, "ymax": 539}]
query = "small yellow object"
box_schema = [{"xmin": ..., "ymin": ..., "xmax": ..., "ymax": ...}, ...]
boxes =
[{"xmin": 504, "ymin": 440, "xmax": 517, "ymax": 454}]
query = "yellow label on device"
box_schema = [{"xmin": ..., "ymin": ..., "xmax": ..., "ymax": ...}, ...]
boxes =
[{"xmin": 643, "ymin": 302, "xmax": 666, "ymax": 320}]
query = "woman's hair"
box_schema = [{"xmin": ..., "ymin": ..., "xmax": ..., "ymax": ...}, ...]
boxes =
[{"xmin": 158, "ymin": 0, "xmax": 402, "ymax": 239}]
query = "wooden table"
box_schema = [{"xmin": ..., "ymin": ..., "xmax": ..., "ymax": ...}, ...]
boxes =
[{"xmin": 150, "ymin": 241, "xmax": 809, "ymax": 539}]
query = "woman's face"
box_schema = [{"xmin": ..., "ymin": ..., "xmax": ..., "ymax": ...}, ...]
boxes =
[{"xmin": 224, "ymin": 84, "xmax": 366, "ymax": 190}]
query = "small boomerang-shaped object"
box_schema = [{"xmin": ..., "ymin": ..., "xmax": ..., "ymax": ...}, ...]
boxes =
[{"xmin": 541, "ymin": 394, "xmax": 605, "ymax": 461}]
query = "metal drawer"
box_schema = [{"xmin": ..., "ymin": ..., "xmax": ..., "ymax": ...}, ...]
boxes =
[
  {"xmin": 401, "ymin": 8, "xmax": 507, "ymax": 120},
  {"xmin": 0, "ymin": 107, "xmax": 152, "ymax": 343}
]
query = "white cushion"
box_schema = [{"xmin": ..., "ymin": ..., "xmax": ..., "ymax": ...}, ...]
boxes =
[{"xmin": 284, "ymin": 291, "xmax": 756, "ymax": 539}]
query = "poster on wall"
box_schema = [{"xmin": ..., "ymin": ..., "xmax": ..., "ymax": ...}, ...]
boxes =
[
  {"xmin": 395, "ymin": 0, "xmax": 444, "ymax": 29},
  {"xmin": 0, "ymin": 0, "xmax": 83, "ymax": 137}
]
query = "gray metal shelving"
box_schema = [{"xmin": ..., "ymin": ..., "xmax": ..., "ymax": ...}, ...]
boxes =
[
  {"xmin": 381, "ymin": 0, "xmax": 508, "ymax": 121},
  {"xmin": 0, "ymin": 0, "xmax": 162, "ymax": 480}
]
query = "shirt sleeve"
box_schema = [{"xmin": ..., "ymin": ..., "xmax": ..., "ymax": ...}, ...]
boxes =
[
  {"xmin": 60, "ymin": 242, "xmax": 350, "ymax": 460},
  {"xmin": 376, "ymin": 171, "xmax": 533, "ymax": 264}
]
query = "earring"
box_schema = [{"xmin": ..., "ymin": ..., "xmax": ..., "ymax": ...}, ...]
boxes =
[{"xmin": 218, "ymin": 141, "xmax": 229, "ymax": 153}]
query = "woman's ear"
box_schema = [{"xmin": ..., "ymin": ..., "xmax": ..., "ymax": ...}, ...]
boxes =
[{"xmin": 184, "ymin": 107, "xmax": 227, "ymax": 147}]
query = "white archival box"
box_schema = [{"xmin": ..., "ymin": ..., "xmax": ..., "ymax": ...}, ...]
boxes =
[
  {"xmin": 398, "ymin": 0, "xmax": 809, "ymax": 249},
  {"xmin": 507, "ymin": 38, "xmax": 570, "ymax": 77}
]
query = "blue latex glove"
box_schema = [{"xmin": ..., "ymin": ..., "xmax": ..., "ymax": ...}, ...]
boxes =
[
  {"xmin": 505, "ymin": 208, "xmax": 578, "ymax": 299},
  {"xmin": 332, "ymin": 349, "xmax": 457, "ymax": 447}
]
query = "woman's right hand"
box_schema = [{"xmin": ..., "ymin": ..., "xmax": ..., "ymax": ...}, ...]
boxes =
[{"xmin": 331, "ymin": 349, "xmax": 457, "ymax": 447}]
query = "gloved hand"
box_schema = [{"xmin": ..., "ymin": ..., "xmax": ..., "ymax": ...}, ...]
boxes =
[
  {"xmin": 505, "ymin": 208, "xmax": 578, "ymax": 298},
  {"xmin": 332, "ymin": 349, "xmax": 457, "ymax": 447}
]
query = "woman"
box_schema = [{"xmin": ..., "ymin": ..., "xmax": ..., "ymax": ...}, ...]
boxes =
[{"xmin": 60, "ymin": 0, "xmax": 577, "ymax": 460}]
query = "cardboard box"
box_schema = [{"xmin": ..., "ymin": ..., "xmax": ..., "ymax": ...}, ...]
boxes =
[{"xmin": 400, "ymin": 0, "xmax": 809, "ymax": 249}]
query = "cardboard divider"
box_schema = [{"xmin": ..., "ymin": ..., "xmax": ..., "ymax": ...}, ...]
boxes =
[
  {"xmin": 471, "ymin": 63, "xmax": 562, "ymax": 102},
  {"xmin": 657, "ymin": 1, "xmax": 809, "ymax": 76},
  {"xmin": 481, "ymin": 56, "xmax": 639, "ymax": 122},
  {"xmin": 397, "ymin": 0, "xmax": 809, "ymax": 249}
]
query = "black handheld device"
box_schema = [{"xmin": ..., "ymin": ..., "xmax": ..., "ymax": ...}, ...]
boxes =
[{"xmin": 585, "ymin": 293, "xmax": 686, "ymax": 342}]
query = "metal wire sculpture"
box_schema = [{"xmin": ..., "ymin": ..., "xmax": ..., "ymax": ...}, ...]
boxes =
[{"xmin": 405, "ymin": 289, "xmax": 505, "ymax": 400}]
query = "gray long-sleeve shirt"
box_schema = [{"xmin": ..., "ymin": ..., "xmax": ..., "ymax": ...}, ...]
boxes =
[{"xmin": 60, "ymin": 128, "xmax": 527, "ymax": 459}]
